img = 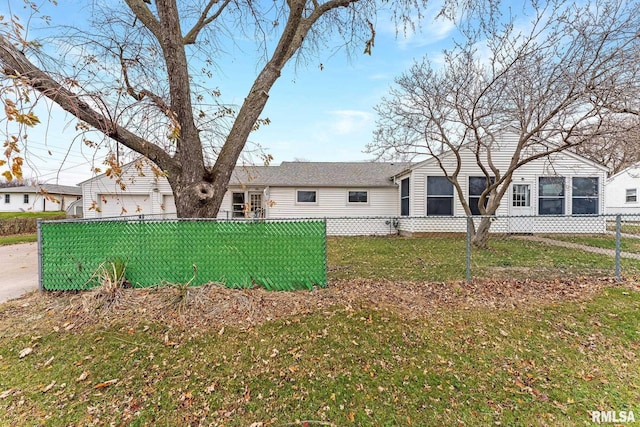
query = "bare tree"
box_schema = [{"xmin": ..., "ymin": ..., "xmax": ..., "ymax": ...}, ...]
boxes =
[
  {"xmin": 572, "ymin": 116, "xmax": 640, "ymax": 175},
  {"xmin": 368, "ymin": 0, "xmax": 640, "ymax": 248},
  {"xmin": 0, "ymin": 0, "xmax": 448, "ymax": 218}
]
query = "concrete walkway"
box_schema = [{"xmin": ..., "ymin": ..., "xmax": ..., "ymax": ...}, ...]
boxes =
[
  {"xmin": 513, "ymin": 235, "xmax": 640, "ymax": 260},
  {"xmin": 0, "ymin": 242, "xmax": 38, "ymax": 303}
]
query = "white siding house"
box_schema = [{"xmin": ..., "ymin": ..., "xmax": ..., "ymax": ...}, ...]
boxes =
[
  {"xmin": 80, "ymin": 161, "xmax": 408, "ymax": 230},
  {"xmin": 0, "ymin": 184, "xmax": 82, "ymax": 213},
  {"xmin": 605, "ymin": 163, "xmax": 640, "ymax": 214},
  {"xmin": 393, "ymin": 132, "xmax": 609, "ymax": 235},
  {"xmin": 80, "ymin": 134, "xmax": 608, "ymax": 235},
  {"xmin": 80, "ymin": 162, "xmax": 177, "ymax": 219}
]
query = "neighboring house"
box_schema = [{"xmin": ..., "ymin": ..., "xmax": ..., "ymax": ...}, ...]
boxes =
[
  {"xmin": 0, "ymin": 184, "xmax": 82, "ymax": 213},
  {"xmin": 604, "ymin": 162, "xmax": 640, "ymax": 215},
  {"xmin": 80, "ymin": 132, "xmax": 609, "ymax": 235}
]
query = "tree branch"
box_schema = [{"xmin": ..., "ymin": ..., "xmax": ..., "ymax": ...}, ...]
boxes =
[
  {"xmin": 183, "ymin": 0, "xmax": 231, "ymax": 45},
  {"xmin": 0, "ymin": 36, "xmax": 177, "ymax": 174},
  {"xmin": 124, "ymin": 0, "xmax": 163, "ymax": 42}
]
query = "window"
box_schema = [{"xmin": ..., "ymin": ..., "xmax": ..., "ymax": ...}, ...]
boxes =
[
  {"xmin": 512, "ymin": 184, "xmax": 531, "ymax": 207},
  {"xmin": 401, "ymin": 178, "xmax": 410, "ymax": 216},
  {"xmin": 232, "ymin": 192, "xmax": 245, "ymax": 218},
  {"xmin": 297, "ymin": 190, "xmax": 317, "ymax": 203},
  {"xmin": 348, "ymin": 191, "xmax": 368, "ymax": 203},
  {"xmin": 468, "ymin": 176, "xmax": 494, "ymax": 215},
  {"xmin": 23, "ymin": 194, "xmax": 29, "ymax": 204},
  {"xmin": 538, "ymin": 177, "xmax": 565, "ymax": 215},
  {"xmin": 3, "ymin": 194, "xmax": 9, "ymax": 204},
  {"xmin": 427, "ymin": 176, "xmax": 453, "ymax": 216},
  {"xmin": 626, "ymin": 189, "xmax": 637, "ymax": 203},
  {"xmin": 572, "ymin": 177, "xmax": 599, "ymax": 215}
]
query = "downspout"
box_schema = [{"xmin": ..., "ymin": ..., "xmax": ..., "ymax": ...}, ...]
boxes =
[{"xmin": 263, "ymin": 186, "xmax": 270, "ymax": 218}]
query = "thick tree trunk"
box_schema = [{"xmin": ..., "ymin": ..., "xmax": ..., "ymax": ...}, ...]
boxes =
[
  {"xmin": 168, "ymin": 173, "xmax": 226, "ymax": 218},
  {"xmin": 471, "ymin": 216, "xmax": 493, "ymax": 249}
]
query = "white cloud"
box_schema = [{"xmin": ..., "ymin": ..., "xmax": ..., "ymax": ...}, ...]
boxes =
[{"xmin": 329, "ymin": 110, "xmax": 373, "ymax": 135}]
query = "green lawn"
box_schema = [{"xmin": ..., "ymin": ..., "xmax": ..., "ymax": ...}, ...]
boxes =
[
  {"xmin": 548, "ymin": 234, "xmax": 640, "ymax": 254},
  {"xmin": 1, "ymin": 234, "xmax": 639, "ymax": 425},
  {"xmin": 327, "ymin": 236, "xmax": 640, "ymax": 282},
  {"xmin": 607, "ymin": 221, "xmax": 640, "ymax": 236},
  {"xmin": 0, "ymin": 234, "xmax": 37, "ymax": 245},
  {"xmin": 0, "ymin": 211, "xmax": 66, "ymax": 219},
  {"xmin": 0, "ymin": 286, "xmax": 638, "ymax": 426}
]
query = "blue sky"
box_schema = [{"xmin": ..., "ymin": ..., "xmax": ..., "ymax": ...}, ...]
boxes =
[{"xmin": 4, "ymin": 1, "xmax": 458, "ymax": 185}]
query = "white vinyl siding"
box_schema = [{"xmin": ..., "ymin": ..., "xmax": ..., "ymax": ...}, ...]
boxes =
[
  {"xmin": 267, "ymin": 187, "xmax": 398, "ymax": 218},
  {"xmin": 401, "ymin": 132, "xmax": 607, "ymax": 234},
  {"xmin": 82, "ymin": 162, "xmax": 175, "ymax": 219}
]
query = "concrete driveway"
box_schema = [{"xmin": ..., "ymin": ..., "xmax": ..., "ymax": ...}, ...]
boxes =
[{"xmin": 0, "ymin": 242, "xmax": 38, "ymax": 303}]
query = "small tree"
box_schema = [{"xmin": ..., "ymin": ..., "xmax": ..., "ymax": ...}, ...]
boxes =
[
  {"xmin": 368, "ymin": 0, "xmax": 640, "ymax": 248},
  {"xmin": 0, "ymin": 0, "xmax": 449, "ymax": 218}
]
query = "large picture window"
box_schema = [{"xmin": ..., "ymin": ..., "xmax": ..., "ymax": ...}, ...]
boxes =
[
  {"xmin": 296, "ymin": 190, "xmax": 317, "ymax": 203},
  {"xmin": 401, "ymin": 178, "xmax": 410, "ymax": 216},
  {"xmin": 468, "ymin": 176, "xmax": 494, "ymax": 216},
  {"xmin": 427, "ymin": 176, "xmax": 453, "ymax": 216},
  {"xmin": 572, "ymin": 177, "xmax": 599, "ymax": 215},
  {"xmin": 538, "ymin": 177, "xmax": 565, "ymax": 215}
]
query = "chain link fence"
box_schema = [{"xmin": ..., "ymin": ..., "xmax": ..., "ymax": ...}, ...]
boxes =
[
  {"xmin": 38, "ymin": 214, "xmax": 640, "ymax": 291},
  {"xmin": 324, "ymin": 214, "xmax": 640, "ymax": 282},
  {"xmin": 38, "ymin": 217, "xmax": 326, "ymax": 291}
]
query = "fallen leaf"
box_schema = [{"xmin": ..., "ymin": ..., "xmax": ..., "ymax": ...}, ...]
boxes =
[
  {"xmin": 43, "ymin": 356, "xmax": 54, "ymax": 367},
  {"xmin": 41, "ymin": 381, "xmax": 55, "ymax": 393},
  {"xmin": 19, "ymin": 347, "xmax": 33, "ymax": 358},
  {"xmin": 0, "ymin": 389, "xmax": 14, "ymax": 399},
  {"xmin": 76, "ymin": 371, "xmax": 89, "ymax": 382},
  {"xmin": 94, "ymin": 379, "xmax": 118, "ymax": 389}
]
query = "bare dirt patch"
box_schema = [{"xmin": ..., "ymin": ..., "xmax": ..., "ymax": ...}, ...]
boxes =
[{"xmin": 2, "ymin": 277, "xmax": 638, "ymax": 335}]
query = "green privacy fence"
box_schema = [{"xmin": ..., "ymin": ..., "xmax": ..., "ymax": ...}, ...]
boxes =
[{"xmin": 38, "ymin": 218, "xmax": 327, "ymax": 291}]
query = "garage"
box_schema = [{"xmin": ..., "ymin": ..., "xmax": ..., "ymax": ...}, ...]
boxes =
[{"xmin": 98, "ymin": 194, "xmax": 153, "ymax": 217}]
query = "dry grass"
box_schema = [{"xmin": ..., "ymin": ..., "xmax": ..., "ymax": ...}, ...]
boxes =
[{"xmin": 2, "ymin": 276, "xmax": 635, "ymax": 335}]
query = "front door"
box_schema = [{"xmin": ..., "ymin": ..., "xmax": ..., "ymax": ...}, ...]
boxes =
[
  {"xmin": 509, "ymin": 183, "xmax": 534, "ymax": 233},
  {"xmin": 249, "ymin": 192, "xmax": 264, "ymax": 218}
]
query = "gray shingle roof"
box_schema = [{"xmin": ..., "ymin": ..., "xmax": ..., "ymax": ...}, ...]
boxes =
[
  {"xmin": 229, "ymin": 161, "xmax": 411, "ymax": 187},
  {"xmin": 1, "ymin": 184, "xmax": 82, "ymax": 196}
]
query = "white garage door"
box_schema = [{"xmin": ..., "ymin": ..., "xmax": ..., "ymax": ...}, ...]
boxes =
[{"xmin": 99, "ymin": 194, "xmax": 153, "ymax": 217}]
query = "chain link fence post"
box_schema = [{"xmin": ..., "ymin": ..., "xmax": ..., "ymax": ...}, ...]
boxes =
[
  {"xmin": 466, "ymin": 216, "xmax": 472, "ymax": 283},
  {"xmin": 37, "ymin": 218, "xmax": 43, "ymax": 292},
  {"xmin": 615, "ymin": 214, "xmax": 621, "ymax": 282}
]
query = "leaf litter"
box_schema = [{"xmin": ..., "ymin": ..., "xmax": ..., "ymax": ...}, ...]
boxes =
[{"xmin": 0, "ymin": 276, "xmax": 636, "ymax": 334}]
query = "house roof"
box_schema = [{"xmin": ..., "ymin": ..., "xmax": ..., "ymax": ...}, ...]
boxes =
[
  {"xmin": 0, "ymin": 184, "xmax": 82, "ymax": 196},
  {"xmin": 229, "ymin": 161, "xmax": 412, "ymax": 188},
  {"xmin": 606, "ymin": 162, "xmax": 640, "ymax": 182}
]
